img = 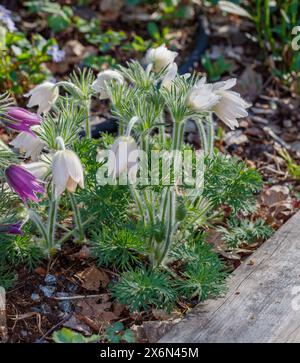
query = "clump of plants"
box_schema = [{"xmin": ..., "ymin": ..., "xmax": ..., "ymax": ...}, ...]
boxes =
[{"xmin": 0, "ymin": 44, "xmax": 270, "ymax": 315}]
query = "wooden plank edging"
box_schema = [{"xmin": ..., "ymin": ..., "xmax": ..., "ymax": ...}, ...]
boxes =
[{"xmin": 160, "ymin": 210, "xmax": 300, "ymax": 343}]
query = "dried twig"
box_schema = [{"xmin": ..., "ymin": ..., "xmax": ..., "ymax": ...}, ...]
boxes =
[{"xmin": 53, "ymin": 294, "xmax": 107, "ymax": 301}]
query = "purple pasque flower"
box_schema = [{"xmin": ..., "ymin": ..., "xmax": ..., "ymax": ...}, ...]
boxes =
[
  {"xmin": 3, "ymin": 107, "xmax": 41, "ymax": 135},
  {"xmin": 0, "ymin": 221, "xmax": 22, "ymax": 235},
  {"xmin": 47, "ymin": 45, "xmax": 65, "ymax": 63},
  {"xmin": 5, "ymin": 164, "xmax": 45, "ymax": 204},
  {"xmin": 0, "ymin": 5, "xmax": 16, "ymax": 32}
]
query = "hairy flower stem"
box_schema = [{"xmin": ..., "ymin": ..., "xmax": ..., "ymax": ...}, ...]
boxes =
[
  {"xmin": 130, "ymin": 185, "xmax": 145, "ymax": 222},
  {"xmin": 47, "ymin": 186, "xmax": 59, "ymax": 250},
  {"xmin": 28, "ymin": 210, "xmax": 48, "ymax": 246},
  {"xmin": 153, "ymin": 121, "xmax": 184, "ymax": 268},
  {"xmin": 155, "ymin": 188, "xmax": 176, "ymax": 268},
  {"xmin": 195, "ymin": 118, "xmax": 208, "ymax": 155},
  {"xmin": 57, "ymin": 216, "xmax": 94, "ymax": 245},
  {"xmin": 68, "ymin": 192, "xmax": 85, "ymax": 242},
  {"xmin": 85, "ymin": 98, "xmax": 91, "ymax": 139},
  {"xmin": 207, "ymin": 114, "xmax": 215, "ymax": 157}
]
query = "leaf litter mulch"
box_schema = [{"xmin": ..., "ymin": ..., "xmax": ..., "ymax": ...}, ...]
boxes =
[{"xmin": 2, "ymin": 5, "xmax": 300, "ymax": 343}]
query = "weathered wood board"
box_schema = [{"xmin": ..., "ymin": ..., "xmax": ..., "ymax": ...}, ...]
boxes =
[
  {"xmin": 0, "ymin": 287, "xmax": 7, "ymax": 343},
  {"xmin": 160, "ymin": 210, "xmax": 300, "ymax": 343}
]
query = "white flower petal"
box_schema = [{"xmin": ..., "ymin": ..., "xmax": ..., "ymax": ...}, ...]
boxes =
[
  {"xmin": 10, "ymin": 132, "xmax": 44, "ymax": 161},
  {"xmin": 92, "ymin": 70, "xmax": 124, "ymax": 100},
  {"xmin": 212, "ymin": 78, "xmax": 237, "ymax": 91},
  {"xmin": 161, "ymin": 63, "xmax": 178, "ymax": 89},
  {"xmin": 26, "ymin": 82, "xmax": 59, "ymax": 114},
  {"xmin": 145, "ymin": 44, "xmax": 178, "ymax": 72}
]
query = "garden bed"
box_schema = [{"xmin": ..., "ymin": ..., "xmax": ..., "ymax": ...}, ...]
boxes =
[{"xmin": 0, "ymin": 0, "xmax": 300, "ymax": 344}]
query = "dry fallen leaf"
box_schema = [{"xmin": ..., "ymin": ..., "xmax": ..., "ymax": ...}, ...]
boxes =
[
  {"xmin": 76, "ymin": 297, "xmax": 118, "ymax": 330},
  {"xmin": 260, "ymin": 185, "xmax": 290, "ymax": 207},
  {"xmin": 75, "ymin": 266, "xmax": 110, "ymax": 291}
]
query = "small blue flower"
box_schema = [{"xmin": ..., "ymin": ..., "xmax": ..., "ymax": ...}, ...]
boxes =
[
  {"xmin": 47, "ymin": 45, "xmax": 65, "ymax": 63},
  {"xmin": 0, "ymin": 5, "xmax": 16, "ymax": 32}
]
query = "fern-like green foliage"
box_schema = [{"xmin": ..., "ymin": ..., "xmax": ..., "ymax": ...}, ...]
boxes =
[
  {"xmin": 0, "ymin": 187, "xmax": 24, "ymax": 226},
  {"xmin": 173, "ymin": 233, "xmax": 227, "ymax": 301},
  {"xmin": 91, "ymin": 225, "xmax": 146, "ymax": 271},
  {"xmin": 0, "ymin": 233, "xmax": 44, "ymax": 271},
  {"xmin": 112, "ymin": 268, "xmax": 177, "ymax": 312},
  {"xmin": 74, "ymin": 137, "xmax": 132, "ymax": 234},
  {"xmin": 204, "ymin": 153, "xmax": 262, "ymax": 213},
  {"xmin": 217, "ymin": 217, "xmax": 273, "ymax": 248},
  {"xmin": 0, "ymin": 265, "xmax": 16, "ymax": 289}
]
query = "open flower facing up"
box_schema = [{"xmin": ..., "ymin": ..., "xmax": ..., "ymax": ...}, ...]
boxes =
[
  {"xmin": 92, "ymin": 70, "xmax": 124, "ymax": 100},
  {"xmin": 145, "ymin": 44, "xmax": 178, "ymax": 73},
  {"xmin": 108, "ymin": 136, "xmax": 138, "ymax": 184},
  {"xmin": 187, "ymin": 77, "xmax": 220, "ymax": 112},
  {"xmin": 10, "ymin": 127, "xmax": 45, "ymax": 161},
  {"xmin": 52, "ymin": 148, "xmax": 84, "ymax": 198},
  {"xmin": 3, "ymin": 107, "xmax": 41, "ymax": 135},
  {"xmin": 187, "ymin": 77, "xmax": 250, "ymax": 129},
  {"xmin": 5, "ymin": 164, "xmax": 45, "ymax": 204},
  {"xmin": 0, "ymin": 221, "xmax": 22, "ymax": 235},
  {"xmin": 212, "ymin": 78, "xmax": 251, "ymax": 129},
  {"xmin": 25, "ymin": 82, "xmax": 59, "ymax": 114}
]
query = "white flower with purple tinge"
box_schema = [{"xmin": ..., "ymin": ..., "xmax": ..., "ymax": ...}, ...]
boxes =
[
  {"xmin": 0, "ymin": 5, "xmax": 16, "ymax": 32},
  {"xmin": 5, "ymin": 164, "xmax": 45, "ymax": 205},
  {"xmin": 47, "ymin": 45, "xmax": 65, "ymax": 63}
]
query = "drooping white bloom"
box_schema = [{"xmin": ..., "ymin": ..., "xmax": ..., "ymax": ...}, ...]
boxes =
[
  {"xmin": 23, "ymin": 160, "xmax": 50, "ymax": 180},
  {"xmin": 145, "ymin": 44, "xmax": 178, "ymax": 73},
  {"xmin": 212, "ymin": 78, "xmax": 251, "ymax": 129},
  {"xmin": 25, "ymin": 82, "xmax": 59, "ymax": 114},
  {"xmin": 108, "ymin": 136, "xmax": 138, "ymax": 184},
  {"xmin": 10, "ymin": 128, "xmax": 45, "ymax": 161},
  {"xmin": 161, "ymin": 62, "xmax": 178, "ymax": 89},
  {"xmin": 91, "ymin": 70, "xmax": 124, "ymax": 100},
  {"xmin": 52, "ymin": 149, "xmax": 84, "ymax": 198},
  {"xmin": 187, "ymin": 77, "xmax": 220, "ymax": 112}
]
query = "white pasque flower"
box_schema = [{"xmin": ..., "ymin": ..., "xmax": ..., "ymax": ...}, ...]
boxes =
[
  {"xmin": 161, "ymin": 62, "xmax": 178, "ymax": 89},
  {"xmin": 91, "ymin": 70, "xmax": 124, "ymax": 100},
  {"xmin": 145, "ymin": 44, "xmax": 178, "ymax": 73},
  {"xmin": 10, "ymin": 128, "xmax": 45, "ymax": 161},
  {"xmin": 108, "ymin": 136, "xmax": 138, "ymax": 184},
  {"xmin": 187, "ymin": 77, "xmax": 220, "ymax": 112},
  {"xmin": 52, "ymin": 149, "xmax": 84, "ymax": 198},
  {"xmin": 212, "ymin": 78, "xmax": 251, "ymax": 129},
  {"xmin": 23, "ymin": 160, "xmax": 50, "ymax": 180},
  {"xmin": 25, "ymin": 82, "xmax": 59, "ymax": 114}
]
